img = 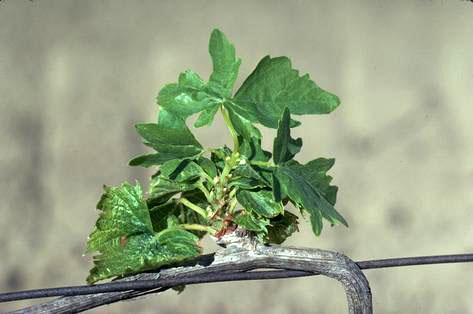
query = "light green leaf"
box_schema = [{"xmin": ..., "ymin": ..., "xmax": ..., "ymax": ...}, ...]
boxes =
[
  {"xmin": 273, "ymin": 108, "xmax": 302, "ymax": 164},
  {"xmin": 157, "ymin": 71, "xmax": 219, "ymax": 121},
  {"xmin": 87, "ymin": 228, "xmax": 200, "ymax": 284},
  {"xmin": 234, "ymin": 212, "xmax": 269, "ymax": 233},
  {"xmin": 208, "ymin": 29, "xmax": 241, "ymax": 97},
  {"xmin": 194, "ymin": 105, "xmax": 220, "ymax": 128},
  {"xmin": 87, "ymin": 182, "xmax": 152, "ymax": 252},
  {"xmin": 156, "ymin": 227, "xmax": 201, "ymax": 253},
  {"xmin": 86, "ymin": 182, "xmax": 201, "ymax": 283},
  {"xmin": 234, "ymin": 56, "xmax": 340, "ymax": 128},
  {"xmin": 236, "ymin": 190, "xmax": 283, "ymax": 218}
]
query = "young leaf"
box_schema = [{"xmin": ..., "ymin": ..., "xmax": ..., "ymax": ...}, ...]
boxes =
[
  {"xmin": 239, "ymin": 137, "xmax": 271, "ymax": 162},
  {"xmin": 87, "ymin": 182, "xmax": 153, "ymax": 252},
  {"xmin": 86, "ymin": 182, "xmax": 201, "ymax": 283},
  {"xmin": 148, "ymin": 176, "xmax": 197, "ymax": 205},
  {"xmin": 208, "ymin": 29, "xmax": 241, "ymax": 98},
  {"xmin": 197, "ymin": 157, "xmax": 218, "ymax": 178},
  {"xmin": 194, "ymin": 105, "xmax": 220, "ymax": 128},
  {"xmin": 234, "ymin": 212, "xmax": 269, "ymax": 233},
  {"xmin": 149, "ymin": 200, "xmax": 178, "ymax": 232},
  {"xmin": 129, "ymin": 153, "xmax": 169, "ymax": 168},
  {"xmin": 234, "ymin": 56, "xmax": 340, "ymax": 128},
  {"xmin": 89, "ymin": 29, "xmax": 348, "ymax": 283},
  {"xmin": 226, "ymin": 106, "xmax": 261, "ymax": 140},
  {"xmin": 274, "ymin": 165, "xmax": 347, "ymax": 236},
  {"xmin": 289, "ymin": 158, "xmax": 338, "ymax": 204},
  {"xmin": 135, "ymin": 123, "xmax": 202, "ymax": 149},
  {"xmin": 273, "ymin": 108, "xmax": 302, "ymax": 164},
  {"xmin": 160, "ymin": 159, "xmax": 204, "ymax": 182},
  {"xmin": 232, "ymin": 163, "xmax": 269, "ymax": 185},
  {"xmin": 236, "ymin": 189, "xmax": 283, "ymax": 218},
  {"xmin": 157, "ymin": 71, "xmax": 219, "ymax": 121},
  {"xmin": 210, "ymin": 146, "xmax": 232, "ymax": 171},
  {"xmin": 130, "ymin": 122, "xmax": 203, "ymax": 166}
]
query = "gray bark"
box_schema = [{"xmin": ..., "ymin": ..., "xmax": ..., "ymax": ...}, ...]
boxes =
[{"xmin": 12, "ymin": 237, "xmax": 372, "ymax": 314}]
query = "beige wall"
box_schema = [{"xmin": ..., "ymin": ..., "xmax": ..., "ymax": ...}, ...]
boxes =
[{"xmin": 1, "ymin": 1, "xmax": 472, "ymax": 313}]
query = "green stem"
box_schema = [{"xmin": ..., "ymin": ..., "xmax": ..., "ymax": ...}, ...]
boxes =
[
  {"xmin": 196, "ymin": 181, "xmax": 212, "ymax": 201},
  {"xmin": 220, "ymin": 105, "xmax": 239, "ymax": 152},
  {"xmin": 221, "ymin": 152, "xmax": 240, "ymax": 180},
  {"xmin": 249, "ymin": 160, "xmax": 275, "ymax": 168},
  {"xmin": 179, "ymin": 198, "xmax": 208, "ymax": 219},
  {"xmin": 198, "ymin": 170, "xmax": 214, "ymax": 185},
  {"xmin": 180, "ymin": 224, "xmax": 215, "ymax": 233}
]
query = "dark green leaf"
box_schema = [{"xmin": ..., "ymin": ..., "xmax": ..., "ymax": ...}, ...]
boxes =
[
  {"xmin": 310, "ymin": 207, "xmax": 323, "ymax": 236},
  {"xmin": 129, "ymin": 153, "xmax": 169, "ymax": 168},
  {"xmin": 234, "ymin": 56, "xmax": 340, "ymax": 128},
  {"xmin": 272, "ymin": 172, "xmax": 282, "ymax": 202},
  {"xmin": 228, "ymin": 177, "xmax": 261, "ymax": 190},
  {"xmin": 197, "ymin": 157, "xmax": 218, "ymax": 178},
  {"xmin": 149, "ymin": 190, "xmax": 209, "ymax": 237},
  {"xmin": 265, "ymin": 212, "xmax": 299, "ymax": 244},
  {"xmin": 230, "ymin": 162, "xmax": 272, "ymax": 190},
  {"xmin": 210, "ymin": 146, "xmax": 232, "ymax": 171},
  {"xmin": 288, "ymin": 158, "xmax": 337, "ymax": 205},
  {"xmin": 236, "ymin": 190, "xmax": 283, "ymax": 218},
  {"xmin": 135, "ymin": 123, "xmax": 202, "ymax": 148},
  {"xmin": 239, "ymin": 137, "xmax": 271, "ymax": 162},
  {"xmin": 148, "ymin": 176, "xmax": 197, "ymax": 204},
  {"xmin": 208, "ymin": 29, "xmax": 241, "ymax": 97},
  {"xmin": 274, "ymin": 165, "xmax": 347, "ymax": 236},
  {"xmin": 226, "ymin": 105, "xmax": 261, "ymax": 140},
  {"xmin": 232, "ymin": 163, "xmax": 266, "ymax": 182},
  {"xmin": 160, "ymin": 159, "xmax": 204, "ymax": 182},
  {"xmin": 149, "ymin": 200, "xmax": 178, "ymax": 232},
  {"xmin": 133, "ymin": 123, "xmax": 203, "ymax": 164},
  {"xmin": 172, "ymin": 285, "xmax": 186, "ymax": 294},
  {"xmin": 273, "ymin": 108, "xmax": 302, "ymax": 164}
]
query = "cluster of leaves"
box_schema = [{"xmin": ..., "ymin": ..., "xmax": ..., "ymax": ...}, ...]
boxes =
[{"xmin": 86, "ymin": 29, "xmax": 347, "ymax": 284}]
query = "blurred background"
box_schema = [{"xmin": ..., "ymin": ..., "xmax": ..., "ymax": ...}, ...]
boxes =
[{"xmin": 0, "ymin": 0, "xmax": 472, "ymax": 313}]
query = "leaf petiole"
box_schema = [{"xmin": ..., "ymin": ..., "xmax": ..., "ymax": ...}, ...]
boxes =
[
  {"xmin": 249, "ymin": 160, "xmax": 275, "ymax": 168},
  {"xmin": 196, "ymin": 181, "xmax": 212, "ymax": 201},
  {"xmin": 179, "ymin": 198, "xmax": 208, "ymax": 219},
  {"xmin": 179, "ymin": 224, "xmax": 216, "ymax": 233},
  {"xmin": 220, "ymin": 105, "xmax": 239, "ymax": 152}
]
